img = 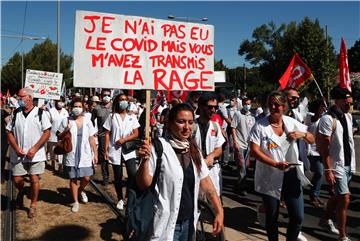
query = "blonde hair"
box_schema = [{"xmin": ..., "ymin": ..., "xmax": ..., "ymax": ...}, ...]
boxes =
[{"xmin": 267, "ymin": 91, "xmax": 287, "ymax": 108}]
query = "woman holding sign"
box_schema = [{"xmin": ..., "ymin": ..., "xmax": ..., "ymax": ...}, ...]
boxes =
[{"xmin": 137, "ymin": 103, "xmax": 224, "ymax": 241}]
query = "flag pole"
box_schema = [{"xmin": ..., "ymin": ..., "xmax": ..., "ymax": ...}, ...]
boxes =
[{"xmin": 313, "ymin": 78, "xmax": 328, "ymax": 108}]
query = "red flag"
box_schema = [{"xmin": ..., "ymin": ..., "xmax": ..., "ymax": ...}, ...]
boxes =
[
  {"xmin": 169, "ymin": 90, "xmax": 188, "ymax": 102},
  {"xmin": 339, "ymin": 37, "xmax": 351, "ymax": 92},
  {"xmin": 278, "ymin": 53, "xmax": 314, "ymax": 91}
]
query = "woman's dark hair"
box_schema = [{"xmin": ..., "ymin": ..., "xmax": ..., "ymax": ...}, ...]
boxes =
[
  {"xmin": 70, "ymin": 97, "xmax": 84, "ymax": 108},
  {"xmin": 308, "ymin": 99, "xmax": 325, "ymax": 113},
  {"xmin": 167, "ymin": 103, "xmax": 202, "ymax": 174}
]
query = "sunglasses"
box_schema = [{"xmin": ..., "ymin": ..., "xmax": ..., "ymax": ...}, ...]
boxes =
[
  {"xmin": 289, "ymin": 96, "xmax": 299, "ymax": 101},
  {"xmin": 206, "ymin": 105, "xmax": 218, "ymax": 110}
]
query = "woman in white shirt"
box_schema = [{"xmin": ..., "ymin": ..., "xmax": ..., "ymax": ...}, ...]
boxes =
[
  {"xmin": 104, "ymin": 93, "xmax": 140, "ymax": 210},
  {"xmin": 137, "ymin": 103, "xmax": 224, "ymax": 241},
  {"xmin": 250, "ymin": 91, "xmax": 314, "ymax": 241},
  {"xmin": 58, "ymin": 98, "xmax": 98, "ymax": 213}
]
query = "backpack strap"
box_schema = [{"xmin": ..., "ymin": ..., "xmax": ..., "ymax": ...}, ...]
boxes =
[
  {"xmin": 150, "ymin": 138, "xmax": 163, "ymax": 190},
  {"xmin": 10, "ymin": 107, "xmax": 22, "ymax": 131}
]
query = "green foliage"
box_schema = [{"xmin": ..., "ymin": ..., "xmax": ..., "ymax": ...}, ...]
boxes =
[
  {"xmin": 1, "ymin": 38, "xmax": 73, "ymax": 94},
  {"xmin": 238, "ymin": 17, "xmax": 337, "ymax": 98},
  {"xmin": 348, "ymin": 39, "xmax": 360, "ymax": 72}
]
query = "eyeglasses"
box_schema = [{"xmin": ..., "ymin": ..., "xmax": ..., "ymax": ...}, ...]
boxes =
[{"xmin": 206, "ymin": 105, "xmax": 218, "ymax": 110}]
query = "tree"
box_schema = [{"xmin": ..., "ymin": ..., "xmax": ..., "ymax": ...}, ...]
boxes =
[
  {"xmin": 348, "ymin": 39, "xmax": 360, "ymax": 72},
  {"xmin": 1, "ymin": 38, "xmax": 73, "ymax": 94},
  {"xmin": 238, "ymin": 17, "xmax": 337, "ymax": 98}
]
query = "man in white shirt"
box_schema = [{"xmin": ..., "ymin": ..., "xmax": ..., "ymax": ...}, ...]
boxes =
[
  {"xmin": 46, "ymin": 96, "xmax": 69, "ymax": 173},
  {"xmin": 193, "ymin": 92, "xmax": 225, "ymax": 196},
  {"xmin": 317, "ymin": 86, "xmax": 356, "ymax": 241},
  {"xmin": 6, "ymin": 88, "xmax": 51, "ymax": 218}
]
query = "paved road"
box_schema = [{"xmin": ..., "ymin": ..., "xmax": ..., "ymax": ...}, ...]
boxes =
[{"xmin": 220, "ymin": 164, "xmax": 360, "ymax": 241}]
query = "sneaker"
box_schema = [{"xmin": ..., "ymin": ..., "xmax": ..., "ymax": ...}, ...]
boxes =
[
  {"xmin": 80, "ymin": 191, "xmax": 88, "ymax": 203},
  {"xmin": 297, "ymin": 232, "xmax": 308, "ymax": 241},
  {"xmin": 339, "ymin": 237, "xmax": 351, "ymax": 241},
  {"xmin": 27, "ymin": 206, "xmax": 36, "ymax": 219},
  {"xmin": 71, "ymin": 202, "xmax": 79, "ymax": 212},
  {"xmin": 319, "ymin": 218, "xmax": 340, "ymax": 235},
  {"xmin": 116, "ymin": 200, "xmax": 124, "ymax": 210}
]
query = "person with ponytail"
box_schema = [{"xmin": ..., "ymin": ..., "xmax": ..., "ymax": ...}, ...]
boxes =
[
  {"xmin": 137, "ymin": 103, "xmax": 224, "ymax": 241},
  {"xmin": 103, "ymin": 93, "xmax": 140, "ymax": 210},
  {"xmin": 58, "ymin": 98, "xmax": 98, "ymax": 212}
]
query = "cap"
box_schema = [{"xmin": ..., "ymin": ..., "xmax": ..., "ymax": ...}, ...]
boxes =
[
  {"xmin": 330, "ymin": 86, "xmax": 352, "ymax": 100},
  {"xmin": 91, "ymin": 96, "xmax": 100, "ymax": 102}
]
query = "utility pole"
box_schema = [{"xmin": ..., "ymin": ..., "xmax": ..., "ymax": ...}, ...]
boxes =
[
  {"xmin": 243, "ymin": 64, "xmax": 247, "ymax": 91},
  {"xmin": 57, "ymin": 0, "xmax": 60, "ymax": 73},
  {"xmin": 325, "ymin": 25, "xmax": 330, "ymax": 102}
]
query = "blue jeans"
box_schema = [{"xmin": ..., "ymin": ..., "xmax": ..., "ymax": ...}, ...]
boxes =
[
  {"xmin": 262, "ymin": 168, "xmax": 304, "ymax": 241},
  {"xmin": 173, "ymin": 219, "xmax": 190, "ymax": 241},
  {"xmin": 308, "ymin": 156, "xmax": 324, "ymax": 199}
]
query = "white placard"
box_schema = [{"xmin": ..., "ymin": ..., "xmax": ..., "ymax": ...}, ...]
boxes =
[
  {"xmin": 74, "ymin": 10, "xmax": 214, "ymax": 91},
  {"xmin": 25, "ymin": 69, "xmax": 63, "ymax": 100}
]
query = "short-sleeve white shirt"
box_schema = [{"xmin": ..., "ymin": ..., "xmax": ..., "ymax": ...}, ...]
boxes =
[
  {"xmin": 231, "ymin": 111, "xmax": 255, "ymax": 149},
  {"xmin": 6, "ymin": 107, "xmax": 52, "ymax": 163},
  {"xmin": 318, "ymin": 112, "xmax": 356, "ymax": 176},
  {"xmin": 103, "ymin": 113, "xmax": 140, "ymax": 165},
  {"xmin": 47, "ymin": 107, "xmax": 69, "ymax": 142}
]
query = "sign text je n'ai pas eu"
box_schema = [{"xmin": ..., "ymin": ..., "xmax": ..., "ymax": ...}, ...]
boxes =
[{"xmin": 74, "ymin": 11, "xmax": 214, "ymax": 90}]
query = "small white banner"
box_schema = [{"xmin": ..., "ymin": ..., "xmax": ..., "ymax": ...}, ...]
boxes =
[
  {"xmin": 74, "ymin": 10, "xmax": 215, "ymax": 91},
  {"xmin": 25, "ymin": 69, "xmax": 63, "ymax": 100}
]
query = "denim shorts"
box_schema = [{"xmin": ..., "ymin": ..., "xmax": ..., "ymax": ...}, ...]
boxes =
[
  {"xmin": 11, "ymin": 161, "xmax": 45, "ymax": 176},
  {"xmin": 334, "ymin": 166, "xmax": 352, "ymax": 195}
]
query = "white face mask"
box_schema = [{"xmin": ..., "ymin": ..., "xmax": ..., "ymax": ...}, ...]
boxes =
[
  {"xmin": 72, "ymin": 107, "xmax": 83, "ymax": 116},
  {"xmin": 84, "ymin": 98, "xmax": 88, "ymax": 102},
  {"xmin": 243, "ymin": 104, "xmax": 251, "ymax": 112},
  {"xmin": 103, "ymin": 96, "xmax": 111, "ymax": 103},
  {"xmin": 57, "ymin": 102, "xmax": 65, "ymax": 109}
]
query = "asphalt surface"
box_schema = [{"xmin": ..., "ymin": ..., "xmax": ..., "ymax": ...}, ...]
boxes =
[{"xmin": 220, "ymin": 162, "xmax": 360, "ymax": 241}]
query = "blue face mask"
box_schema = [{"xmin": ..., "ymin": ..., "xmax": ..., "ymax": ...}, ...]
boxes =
[
  {"xmin": 243, "ymin": 104, "xmax": 251, "ymax": 112},
  {"xmin": 18, "ymin": 99, "xmax": 26, "ymax": 108},
  {"xmin": 118, "ymin": 100, "xmax": 129, "ymax": 110}
]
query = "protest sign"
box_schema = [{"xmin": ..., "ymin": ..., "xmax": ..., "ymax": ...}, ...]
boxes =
[
  {"xmin": 25, "ymin": 69, "xmax": 63, "ymax": 100},
  {"xmin": 74, "ymin": 10, "xmax": 215, "ymax": 91}
]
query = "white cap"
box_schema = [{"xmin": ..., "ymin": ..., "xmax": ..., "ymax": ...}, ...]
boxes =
[{"xmin": 91, "ymin": 96, "xmax": 100, "ymax": 102}]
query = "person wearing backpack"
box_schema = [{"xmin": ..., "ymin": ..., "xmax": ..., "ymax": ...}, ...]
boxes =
[
  {"xmin": 317, "ymin": 86, "xmax": 356, "ymax": 241},
  {"xmin": 137, "ymin": 103, "xmax": 224, "ymax": 241},
  {"xmin": 6, "ymin": 88, "xmax": 51, "ymax": 219},
  {"xmin": 193, "ymin": 92, "xmax": 226, "ymax": 197}
]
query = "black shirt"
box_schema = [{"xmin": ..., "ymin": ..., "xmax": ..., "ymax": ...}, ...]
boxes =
[
  {"xmin": 197, "ymin": 121, "xmax": 210, "ymax": 158},
  {"xmin": 175, "ymin": 150, "xmax": 195, "ymax": 222}
]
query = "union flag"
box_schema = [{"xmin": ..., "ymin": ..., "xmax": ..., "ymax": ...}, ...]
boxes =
[
  {"xmin": 278, "ymin": 53, "xmax": 314, "ymax": 91},
  {"xmin": 168, "ymin": 90, "xmax": 188, "ymax": 102},
  {"xmin": 339, "ymin": 37, "xmax": 351, "ymax": 92}
]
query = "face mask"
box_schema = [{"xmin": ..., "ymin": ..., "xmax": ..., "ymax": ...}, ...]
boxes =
[
  {"xmin": 57, "ymin": 102, "xmax": 65, "ymax": 109},
  {"xmin": 84, "ymin": 98, "xmax": 88, "ymax": 102},
  {"xmin": 72, "ymin": 107, "xmax": 83, "ymax": 116},
  {"xmin": 118, "ymin": 100, "xmax": 129, "ymax": 110},
  {"xmin": 243, "ymin": 104, "xmax": 251, "ymax": 112},
  {"xmin": 103, "ymin": 96, "xmax": 111, "ymax": 103},
  {"xmin": 18, "ymin": 99, "xmax": 26, "ymax": 108}
]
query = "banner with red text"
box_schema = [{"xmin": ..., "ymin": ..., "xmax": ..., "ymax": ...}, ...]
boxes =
[
  {"xmin": 74, "ymin": 10, "xmax": 215, "ymax": 91},
  {"xmin": 25, "ymin": 69, "xmax": 63, "ymax": 100}
]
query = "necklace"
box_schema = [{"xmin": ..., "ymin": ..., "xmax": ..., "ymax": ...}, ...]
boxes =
[{"xmin": 270, "ymin": 123, "xmax": 283, "ymax": 128}]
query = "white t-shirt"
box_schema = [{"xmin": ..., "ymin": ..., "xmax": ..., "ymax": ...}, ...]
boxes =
[
  {"xmin": 6, "ymin": 107, "xmax": 52, "ymax": 163},
  {"xmin": 318, "ymin": 112, "xmax": 356, "ymax": 176},
  {"xmin": 47, "ymin": 107, "xmax": 69, "ymax": 142},
  {"xmin": 103, "ymin": 113, "xmax": 140, "ymax": 165}
]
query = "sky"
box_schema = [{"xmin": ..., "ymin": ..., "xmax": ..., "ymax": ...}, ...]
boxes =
[{"xmin": 1, "ymin": 1, "xmax": 359, "ymax": 69}]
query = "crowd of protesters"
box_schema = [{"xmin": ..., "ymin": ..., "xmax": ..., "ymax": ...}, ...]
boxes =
[{"xmin": 1, "ymin": 84, "xmax": 357, "ymax": 241}]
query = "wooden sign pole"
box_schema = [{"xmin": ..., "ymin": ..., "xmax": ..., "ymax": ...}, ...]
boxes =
[{"xmin": 145, "ymin": 90, "xmax": 151, "ymax": 144}]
